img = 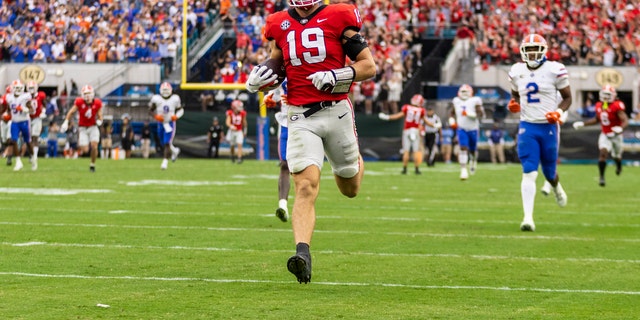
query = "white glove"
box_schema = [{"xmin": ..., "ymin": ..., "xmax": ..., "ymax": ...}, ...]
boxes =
[
  {"xmin": 612, "ymin": 126, "xmax": 623, "ymax": 134},
  {"xmin": 572, "ymin": 121, "xmax": 584, "ymax": 130},
  {"xmin": 246, "ymin": 65, "xmax": 278, "ymax": 93},
  {"xmin": 307, "ymin": 71, "xmax": 336, "ymax": 92},
  {"xmin": 60, "ymin": 119, "xmax": 69, "ymax": 132},
  {"xmin": 448, "ymin": 117, "xmax": 456, "ymax": 126},
  {"xmin": 378, "ymin": 113, "xmax": 390, "ymax": 121},
  {"xmin": 96, "ymin": 119, "xmax": 103, "ymax": 127},
  {"xmin": 434, "ymin": 121, "xmax": 443, "ymax": 129}
]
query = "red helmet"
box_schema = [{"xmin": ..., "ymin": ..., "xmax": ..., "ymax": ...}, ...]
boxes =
[
  {"xmin": 410, "ymin": 94, "xmax": 425, "ymax": 107},
  {"xmin": 82, "ymin": 85, "xmax": 95, "ymax": 102},
  {"xmin": 599, "ymin": 84, "xmax": 616, "ymax": 103},
  {"xmin": 27, "ymin": 81, "xmax": 38, "ymax": 95},
  {"xmin": 160, "ymin": 82, "xmax": 172, "ymax": 98},
  {"xmin": 457, "ymin": 84, "xmax": 473, "ymax": 100},
  {"xmin": 231, "ymin": 99, "xmax": 244, "ymax": 112},
  {"xmin": 288, "ymin": 0, "xmax": 322, "ymax": 10}
]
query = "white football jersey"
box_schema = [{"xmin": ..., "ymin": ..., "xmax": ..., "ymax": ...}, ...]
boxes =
[
  {"xmin": 149, "ymin": 94, "xmax": 182, "ymax": 123},
  {"xmin": 5, "ymin": 93, "xmax": 32, "ymax": 122},
  {"xmin": 508, "ymin": 61, "xmax": 570, "ymax": 123},
  {"xmin": 452, "ymin": 96, "xmax": 482, "ymax": 130}
]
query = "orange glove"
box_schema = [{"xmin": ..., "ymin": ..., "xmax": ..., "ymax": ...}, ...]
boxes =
[
  {"xmin": 171, "ymin": 115, "xmax": 178, "ymax": 121},
  {"xmin": 154, "ymin": 114, "xmax": 164, "ymax": 122},
  {"xmin": 461, "ymin": 110, "xmax": 467, "ymax": 116},
  {"xmin": 545, "ymin": 109, "xmax": 565, "ymax": 124},
  {"xmin": 264, "ymin": 94, "xmax": 276, "ymax": 108},
  {"xmin": 507, "ymin": 99, "xmax": 520, "ymax": 113},
  {"xmin": 2, "ymin": 113, "xmax": 10, "ymax": 122},
  {"xmin": 281, "ymin": 94, "xmax": 288, "ymax": 105}
]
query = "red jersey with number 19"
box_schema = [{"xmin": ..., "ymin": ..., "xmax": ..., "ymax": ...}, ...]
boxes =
[{"xmin": 264, "ymin": 4, "xmax": 362, "ymax": 106}]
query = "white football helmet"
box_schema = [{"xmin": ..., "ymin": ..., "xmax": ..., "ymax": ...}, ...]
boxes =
[
  {"xmin": 457, "ymin": 84, "xmax": 473, "ymax": 100},
  {"xmin": 520, "ymin": 34, "xmax": 548, "ymax": 68},
  {"xmin": 289, "ymin": 0, "xmax": 321, "ymax": 10},
  {"xmin": 599, "ymin": 84, "xmax": 616, "ymax": 103},
  {"xmin": 27, "ymin": 81, "xmax": 38, "ymax": 95},
  {"xmin": 11, "ymin": 80, "xmax": 25, "ymax": 96},
  {"xmin": 160, "ymin": 82, "xmax": 172, "ymax": 98},
  {"xmin": 231, "ymin": 99, "xmax": 244, "ymax": 112},
  {"xmin": 82, "ymin": 85, "xmax": 95, "ymax": 102},
  {"xmin": 410, "ymin": 94, "xmax": 425, "ymax": 107}
]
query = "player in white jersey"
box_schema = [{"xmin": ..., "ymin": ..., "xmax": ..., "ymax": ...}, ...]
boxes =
[
  {"xmin": 507, "ymin": 33, "xmax": 572, "ymax": 232},
  {"xmin": 1, "ymin": 80, "xmax": 34, "ymax": 171},
  {"xmin": 148, "ymin": 82, "xmax": 183, "ymax": 170},
  {"xmin": 449, "ymin": 84, "xmax": 483, "ymax": 180}
]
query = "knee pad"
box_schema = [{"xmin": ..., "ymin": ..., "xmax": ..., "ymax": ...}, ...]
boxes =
[{"xmin": 334, "ymin": 165, "xmax": 359, "ymax": 179}]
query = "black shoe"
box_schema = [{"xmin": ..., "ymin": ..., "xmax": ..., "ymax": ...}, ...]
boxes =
[
  {"xmin": 287, "ymin": 254, "xmax": 312, "ymax": 284},
  {"xmin": 275, "ymin": 208, "xmax": 288, "ymax": 222},
  {"xmin": 231, "ymin": 155, "xmax": 236, "ymax": 163},
  {"xmin": 401, "ymin": 167, "xmax": 407, "ymax": 175},
  {"xmin": 6, "ymin": 157, "xmax": 11, "ymax": 166},
  {"xmin": 90, "ymin": 165, "xmax": 96, "ymax": 173},
  {"xmin": 599, "ymin": 177, "xmax": 605, "ymax": 187},
  {"xmin": 616, "ymin": 165, "xmax": 622, "ymax": 176},
  {"xmin": 237, "ymin": 158, "xmax": 243, "ymax": 164},
  {"xmin": 415, "ymin": 168, "xmax": 421, "ymax": 175}
]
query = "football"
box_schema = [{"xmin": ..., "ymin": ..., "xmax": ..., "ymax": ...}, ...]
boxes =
[{"xmin": 258, "ymin": 58, "xmax": 286, "ymax": 92}]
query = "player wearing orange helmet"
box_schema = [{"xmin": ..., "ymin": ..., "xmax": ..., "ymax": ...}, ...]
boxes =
[{"xmin": 508, "ymin": 33, "xmax": 572, "ymax": 232}]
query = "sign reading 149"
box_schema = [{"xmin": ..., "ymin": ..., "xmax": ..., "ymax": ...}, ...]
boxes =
[{"xmin": 19, "ymin": 65, "xmax": 46, "ymax": 84}]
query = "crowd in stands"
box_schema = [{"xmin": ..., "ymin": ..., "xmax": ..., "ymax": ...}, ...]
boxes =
[
  {"xmin": 3, "ymin": 0, "xmax": 638, "ymax": 113},
  {"xmin": 470, "ymin": 0, "xmax": 640, "ymax": 67},
  {"xmin": 203, "ymin": 0, "xmax": 640, "ymax": 113},
  {"xmin": 0, "ymin": 0, "xmax": 194, "ymax": 78}
]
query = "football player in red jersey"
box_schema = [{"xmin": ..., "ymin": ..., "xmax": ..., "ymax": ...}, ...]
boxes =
[
  {"xmin": 573, "ymin": 85, "xmax": 629, "ymax": 186},
  {"xmin": 61, "ymin": 85, "xmax": 103, "ymax": 172},
  {"xmin": 225, "ymin": 100, "xmax": 248, "ymax": 164},
  {"xmin": 1, "ymin": 85, "xmax": 13, "ymax": 165},
  {"xmin": 27, "ymin": 81, "xmax": 47, "ymax": 170},
  {"xmin": 246, "ymin": 0, "xmax": 376, "ymax": 284},
  {"xmin": 379, "ymin": 94, "xmax": 437, "ymax": 175}
]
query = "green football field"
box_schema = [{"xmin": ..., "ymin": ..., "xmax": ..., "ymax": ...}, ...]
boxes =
[{"xmin": 0, "ymin": 158, "xmax": 638, "ymax": 319}]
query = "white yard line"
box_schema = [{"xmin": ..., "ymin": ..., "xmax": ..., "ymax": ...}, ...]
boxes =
[
  {"xmin": 2, "ymin": 241, "xmax": 639, "ymax": 264},
  {"xmin": 0, "ymin": 271, "xmax": 638, "ymax": 296},
  {"xmin": 1, "ymin": 221, "xmax": 638, "ymax": 242}
]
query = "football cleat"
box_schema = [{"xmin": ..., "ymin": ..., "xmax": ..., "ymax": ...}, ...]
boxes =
[
  {"xmin": 540, "ymin": 181, "xmax": 552, "ymax": 196},
  {"xmin": 171, "ymin": 147, "xmax": 180, "ymax": 162},
  {"xmin": 615, "ymin": 163, "xmax": 622, "ymax": 176},
  {"xmin": 6, "ymin": 156, "xmax": 12, "ymax": 166},
  {"xmin": 553, "ymin": 184, "xmax": 567, "ymax": 207},
  {"xmin": 287, "ymin": 253, "xmax": 312, "ymax": 284},
  {"xmin": 415, "ymin": 167, "xmax": 421, "ymax": 175},
  {"xmin": 31, "ymin": 160, "xmax": 37, "ymax": 171},
  {"xmin": 599, "ymin": 177, "xmax": 605, "ymax": 187},
  {"xmin": 520, "ymin": 220, "xmax": 536, "ymax": 232},
  {"xmin": 90, "ymin": 165, "xmax": 96, "ymax": 173},
  {"xmin": 275, "ymin": 207, "xmax": 289, "ymax": 222},
  {"xmin": 161, "ymin": 159, "xmax": 168, "ymax": 170},
  {"xmin": 469, "ymin": 160, "xmax": 477, "ymax": 175},
  {"xmin": 460, "ymin": 168, "xmax": 469, "ymax": 180},
  {"xmin": 13, "ymin": 160, "xmax": 23, "ymax": 171}
]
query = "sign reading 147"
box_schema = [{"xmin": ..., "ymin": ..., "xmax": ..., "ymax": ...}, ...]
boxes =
[{"xmin": 19, "ymin": 65, "xmax": 46, "ymax": 84}]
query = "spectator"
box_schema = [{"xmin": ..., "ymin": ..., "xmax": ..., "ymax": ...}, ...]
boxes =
[
  {"xmin": 486, "ymin": 122, "xmax": 505, "ymax": 164},
  {"xmin": 47, "ymin": 121, "xmax": 60, "ymax": 158}
]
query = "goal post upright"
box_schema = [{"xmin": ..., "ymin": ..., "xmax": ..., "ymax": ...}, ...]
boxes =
[{"xmin": 180, "ymin": 1, "xmax": 269, "ymax": 160}]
